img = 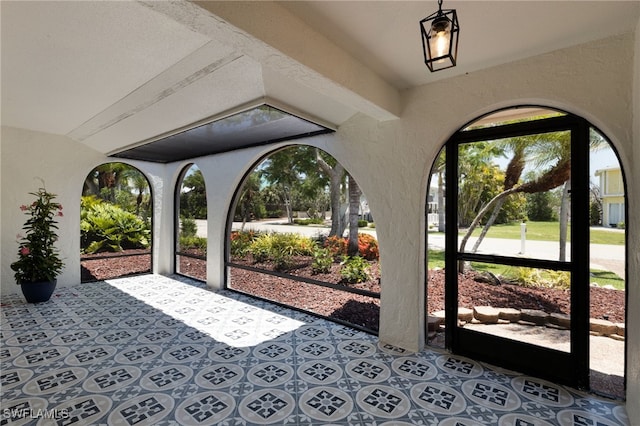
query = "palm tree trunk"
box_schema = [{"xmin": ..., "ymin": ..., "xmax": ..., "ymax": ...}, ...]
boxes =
[
  {"xmin": 458, "ymin": 187, "xmax": 521, "ymax": 273},
  {"xmin": 347, "ymin": 174, "xmax": 362, "ymax": 256},
  {"xmin": 471, "ymin": 198, "xmax": 506, "ymax": 253}
]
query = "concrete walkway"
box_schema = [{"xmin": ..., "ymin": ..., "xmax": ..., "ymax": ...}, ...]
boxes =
[{"xmin": 463, "ymin": 323, "xmax": 625, "ymax": 377}]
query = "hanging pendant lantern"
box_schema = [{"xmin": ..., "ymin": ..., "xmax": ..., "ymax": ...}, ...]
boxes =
[{"xmin": 420, "ymin": 0, "xmax": 460, "ymax": 72}]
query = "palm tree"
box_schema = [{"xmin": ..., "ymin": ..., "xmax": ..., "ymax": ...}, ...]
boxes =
[
  {"xmin": 128, "ymin": 172, "xmax": 149, "ymax": 218},
  {"xmin": 347, "ymin": 174, "xmax": 362, "ymax": 256},
  {"xmin": 90, "ymin": 163, "xmax": 130, "ymax": 202},
  {"xmin": 457, "ymin": 136, "xmax": 572, "ymax": 272},
  {"xmin": 238, "ymin": 173, "xmax": 262, "ymax": 231}
]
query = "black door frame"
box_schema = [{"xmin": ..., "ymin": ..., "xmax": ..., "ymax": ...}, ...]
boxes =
[{"xmin": 443, "ymin": 112, "xmax": 591, "ymax": 388}]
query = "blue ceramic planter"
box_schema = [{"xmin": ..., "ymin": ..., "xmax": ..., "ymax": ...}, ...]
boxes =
[{"xmin": 20, "ymin": 279, "xmax": 57, "ymax": 303}]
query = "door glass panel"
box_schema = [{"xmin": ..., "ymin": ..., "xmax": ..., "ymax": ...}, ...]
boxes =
[
  {"xmin": 457, "ymin": 131, "xmax": 571, "ymax": 262},
  {"xmin": 456, "ymin": 130, "xmax": 572, "ymax": 351},
  {"xmin": 457, "ymin": 264, "xmax": 571, "ymax": 352}
]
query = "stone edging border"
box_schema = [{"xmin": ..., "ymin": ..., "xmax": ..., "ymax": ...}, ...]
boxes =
[{"xmin": 429, "ymin": 306, "xmax": 625, "ymax": 341}]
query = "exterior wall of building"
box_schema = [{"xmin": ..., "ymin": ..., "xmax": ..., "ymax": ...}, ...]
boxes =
[
  {"xmin": 1, "ymin": 30, "xmax": 638, "ymax": 414},
  {"xmin": 604, "ymin": 197, "xmax": 626, "ymax": 227},
  {"xmin": 603, "ymin": 169, "xmax": 624, "ymax": 195},
  {"xmin": 598, "ymin": 168, "xmax": 626, "ymax": 227}
]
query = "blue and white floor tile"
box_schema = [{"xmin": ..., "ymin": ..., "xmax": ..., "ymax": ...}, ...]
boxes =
[{"xmin": 0, "ymin": 274, "xmax": 629, "ymax": 425}]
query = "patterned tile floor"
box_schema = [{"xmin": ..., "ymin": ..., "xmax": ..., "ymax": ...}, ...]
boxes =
[{"xmin": 0, "ymin": 274, "xmax": 628, "ymax": 425}]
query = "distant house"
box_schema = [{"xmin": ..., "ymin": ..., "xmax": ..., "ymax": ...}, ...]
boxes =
[{"xmin": 595, "ymin": 167, "xmax": 625, "ymax": 227}]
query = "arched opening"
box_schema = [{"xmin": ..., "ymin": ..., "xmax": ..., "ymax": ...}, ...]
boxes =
[
  {"xmin": 80, "ymin": 162, "xmax": 152, "ymax": 282},
  {"xmin": 426, "ymin": 107, "xmax": 626, "ymax": 398},
  {"xmin": 226, "ymin": 145, "xmax": 381, "ymax": 333},
  {"xmin": 175, "ymin": 164, "xmax": 207, "ymax": 280}
]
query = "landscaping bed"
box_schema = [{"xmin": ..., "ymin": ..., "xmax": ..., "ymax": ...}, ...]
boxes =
[{"xmin": 81, "ymin": 250, "xmax": 625, "ymax": 329}]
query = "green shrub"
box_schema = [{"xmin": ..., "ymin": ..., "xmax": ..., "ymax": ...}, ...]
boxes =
[
  {"xmin": 273, "ymin": 251, "xmax": 294, "ymax": 271},
  {"xmin": 293, "ymin": 218, "xmax": 324, "ymax": 226},
  {"xmin": 546, "ymin": 270, "xmax": 571, "ymax": 290},
  {"xmin": 502, "ymin": 266, "xmax": 570, "ymax": 290},
  {"xmin": 81, "ymin": 196, "xmax": 150, "ymax": 254},
  {"xmin": 311, "ymin": 247, "xmax": 333, "ymax": 274},
  {"xmin": 180, "ymin": 217, "xmax": 197, "ymax": 238},
  {"xmin": 248, "ymin": 233, "xmax": 316, "ymax": 263},
  {"xmin": 179, "ymin": 236, "xmax": 207, "ymax": 253},
  {"xmin": 266, "ymin": 209, "xmax": 283, "ymax": 218},
  {"xmin": 358, "ymin": 219, "xmax": 368, "ymax": 227},
  {"xmin": 340, "ymin": 256, "xmax": 370, "ymax": 283},
  {"xmin": 230, "ymin": 230, "xmax": 260, "ymax": 258},
  {"xmin": 273, "ymin": 233, "xmax": 316, "ymax": 256},
  {"xmin": 248, "ymin": 233, "xmax": 274, "ymax": 262}
]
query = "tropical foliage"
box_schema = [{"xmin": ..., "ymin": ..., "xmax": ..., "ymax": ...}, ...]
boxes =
[
  {"xmin": 81, "ymin": 163, "xmax": 152, "ymax": 256},
  {"xmin": 83, "ymin": 162, "xmax": 151, "ymax": 220},
  {"xmin": 180, "ymin": 168, "xmax": 207, "ymax": 219},
  {"xmin": 229, "ymin": 230, "xmax": 377, "ymax": 282},
  {"xmin": 80, "ymin": 196, "xmax": 150, "ymax": 254},
  {"xmin": 340, "ymin": 255, "xmax": 371, "ymax": 283}
]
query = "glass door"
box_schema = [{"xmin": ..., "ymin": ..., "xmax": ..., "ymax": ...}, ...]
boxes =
[{"xmin": 445, "ymin": 114, "xmax": 590, "ymax": 388}]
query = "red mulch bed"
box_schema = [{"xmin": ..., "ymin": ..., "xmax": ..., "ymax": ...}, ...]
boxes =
[
  {"xmin": 81, "ymin": 250, "xmax": 152, "ymax": 282},
  {"xmin": 81, "ymin": 251, "xmax": 626, "ymax": 332}
]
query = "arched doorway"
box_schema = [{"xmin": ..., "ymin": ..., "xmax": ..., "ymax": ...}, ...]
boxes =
[
  {"xmin": 175, "ymin": 163, "xmax": 207, "ymax": 281},
  {"xmin": 426, "ymin": 107, "xmax": 626, "ymax": 397},
  {"xmin": 80, "ymin": 162, "xmax": 152, "ymax": 282},
  {"xmin": 225, "ymin": 145, "xmax": 381, "ymax": 333}
]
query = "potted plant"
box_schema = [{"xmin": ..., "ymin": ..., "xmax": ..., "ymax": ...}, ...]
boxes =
[{"xmin": 11, "ymin": 184, "xmax": 64, "ymax": 303}]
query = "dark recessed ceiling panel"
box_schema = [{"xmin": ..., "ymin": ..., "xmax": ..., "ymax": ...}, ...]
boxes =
[{"xmin": 111, "ymin": 105, "xmax": 333, "ymax": 163}]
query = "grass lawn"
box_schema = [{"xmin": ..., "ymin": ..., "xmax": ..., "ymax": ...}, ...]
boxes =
[
  {"xmin": 456, "ymin": 221, "xmax": 624, "ymax": 245},
  {"xmin": 427, "ymin": 249, "xmax": 624, "ymax": 290}
]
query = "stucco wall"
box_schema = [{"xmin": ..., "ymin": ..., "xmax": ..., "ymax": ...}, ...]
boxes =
[
  {"xmin": 1, "ymin": 127, "xmax": 104, "ymax": 293},
  {"xmin": 625, "ymin": 15, "xmax": 640, "ymax": 424},
  {"xmin": 1, "ymin": 30, "xmax": 637, "ymax": 412}
]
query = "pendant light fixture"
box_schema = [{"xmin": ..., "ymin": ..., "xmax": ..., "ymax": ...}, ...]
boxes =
[{"xmin": 420, "ymin": 0, "xmax": 460, "ymax": 72}]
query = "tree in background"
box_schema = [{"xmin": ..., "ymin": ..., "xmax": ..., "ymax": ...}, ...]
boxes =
[
  {"xmin": 236, "ymin": 173, "xmax": 264, "ymax": 230},
  {"xmin": 83, "ymin": 162, "xmax": 151, "ymax": 219},
  {"xmin": 236, "ymin": 146, "xmax": 365, "ymax": 244},
  {"xmin": 259, "ymin": 147, "xmax": 315, "ymax": 224},
  {"xmin": 315, "ymin": 148, "xmax": 347, "ymax": 237},
  {"xmin": 180, "ymin": 168, "xmax": 207, "ymax": 219},
  {"xmin": 526, "ymin": 189, "xmax": 559, "ymax": 221},
  {"xmin": 589, "ymin": 183, "xmax": 603, "ymax": 226}
]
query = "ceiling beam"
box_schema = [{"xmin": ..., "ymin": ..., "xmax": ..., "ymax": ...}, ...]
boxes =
[{"xmin": 142, "ymin": 0, "xmax": 401, "ymax": 121}]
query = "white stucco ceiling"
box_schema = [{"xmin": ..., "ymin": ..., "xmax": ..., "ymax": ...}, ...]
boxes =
[
  {"xmin": 280, "ymin": 1, "xmax": 640, "ymax": 89},
  {"xmin": 1, "ymin": 1, "xmax": 639, "ymax": 155}
]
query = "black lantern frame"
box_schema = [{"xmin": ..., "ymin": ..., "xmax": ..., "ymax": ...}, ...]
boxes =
[{"xmin": 420, "ymin": 1, "xmax": 459, "ymax": 72}]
